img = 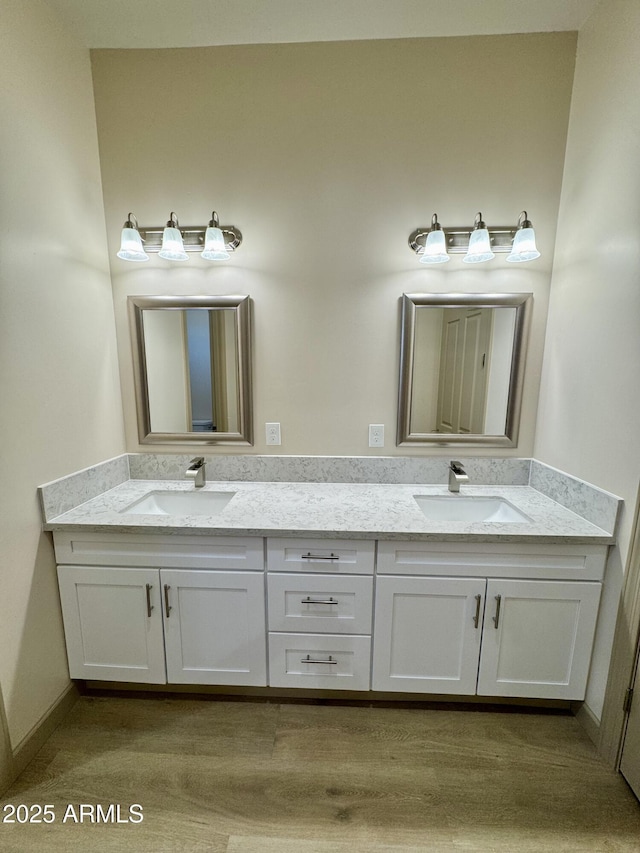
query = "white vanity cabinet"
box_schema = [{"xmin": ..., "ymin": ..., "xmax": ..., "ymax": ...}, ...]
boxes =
[
  {"xmin": 373, "ymin": 541, "xmax": 607, "ymax": 700},
  {"xmin": 52, "ymin": 528, "xmax": 610, "ymax": 703},
  {"xmin": 266, "ymin": 538, "xmax": 374, "ymax": 690},
  {"xmin": 54, "ymin": 532, "xmax": 267, "ymax": 686}
]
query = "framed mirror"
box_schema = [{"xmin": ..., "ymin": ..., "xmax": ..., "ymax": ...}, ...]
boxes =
[
  {"xmin": 128, "ymin": 295, "xmax": 253, "ymax": 444},
  {"xmin": 397, "ymin": 293, "xmax": 532, "ymax": 446}
]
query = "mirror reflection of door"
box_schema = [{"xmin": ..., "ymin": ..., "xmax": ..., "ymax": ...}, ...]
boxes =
[
  {"xmin": 409, "ymin": 304, "xmax": 517, "ymax": 437},
  {"xmin": 436, "ymin": 307, "xmax": 492, "ymax": 434}
]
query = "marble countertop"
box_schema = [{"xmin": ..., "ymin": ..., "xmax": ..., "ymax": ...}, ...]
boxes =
[{"xmin": 43, "ymin": 480, "xmax": 615, "ymax": 544}]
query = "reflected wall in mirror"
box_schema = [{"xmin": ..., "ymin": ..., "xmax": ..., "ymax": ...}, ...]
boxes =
[
  {"xmin": 128, "ymin": 295, "xmax": 253, "ymax": 444},
  {"xmin": 397, "ymin": 293, "xmax": 532, "ymax": 446}
]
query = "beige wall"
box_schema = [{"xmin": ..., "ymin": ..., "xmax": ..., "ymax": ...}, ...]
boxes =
[
  {"xmin": 0, "ymin": 1, "xmax": 125, "ymax": 749},
  {"xmin": 535, "ymin": 0, "xmax": 640, "ymax": 720},
  {"xmin": 10, "ymin": 12, "xmax": 630, "ymax": 749},
  {"xmin": 91, "ymin": 33, "xmax": 576, "ymax": 456}
]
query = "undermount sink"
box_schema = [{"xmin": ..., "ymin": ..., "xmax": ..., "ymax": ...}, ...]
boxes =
[
  {"xmin": 121, "ymin": 490, "xmax": 236, "ymax": 517},
  {"xmin": 414, "ymin": 495, "xmax": 531, "ymax": 523}
]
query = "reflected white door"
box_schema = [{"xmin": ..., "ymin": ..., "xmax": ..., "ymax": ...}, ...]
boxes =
[{"xmin": 436, "ymin": 307, "xmax": 492, "ymax": 434}]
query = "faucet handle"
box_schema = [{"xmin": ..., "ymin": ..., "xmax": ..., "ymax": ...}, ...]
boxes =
[
  {"xmin": 189, "ymin": 456, "xmax": 205, "ymax": 467},
  {"xmin": 449, "ymin": 460, "xmax": 466, "ymax": 474}
]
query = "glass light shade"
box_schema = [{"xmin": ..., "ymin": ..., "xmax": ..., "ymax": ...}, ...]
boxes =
[
  {"xmin": 506, "ymin": 227, "xmax": 540, "ymax": 262},
  {"xmin": 419, "ymin": 229, "xmax": 450, "ymax": 264},
  {"xmin": 201, "ymin": 226, "xmax": 230, "ymax": 260},
  {"xmin": 463, "ymin": 228, "xmax": 495, "ymax": 264},
  {"xmin": 117, "ymin": 227, "xmax": 149, "ymax": 262},
  {"xmin": 159, "ymin": 226, "xmax": 189, "ymax": 261}
]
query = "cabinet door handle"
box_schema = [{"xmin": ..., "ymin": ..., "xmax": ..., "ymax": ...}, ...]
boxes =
[
  {"xmin": 145, "ymin": 583, "xmax": 154, "ymax": 618},
  {"xmin": 164, "ymin": 584, "xmax": 172, "ymax": 618},
  {"xmin": 301, "ymin": 654, "xmax": 338, "ymax": 665},
  {"xmin": 301, "ymin": 597, "xmax": 338, "ymax": 605},
  {"xmin": 301, "ymin": 552, "xmax": 340, "ymax": 561},
  {"xmin": 473, "ymin": 594, "xmax": 482, "ymax": 629},
  {"xmin": 492, "ymin": 594, "xmax": 502, "ymax": 629}
]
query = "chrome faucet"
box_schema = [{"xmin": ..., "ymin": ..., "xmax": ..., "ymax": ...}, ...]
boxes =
[
  {"xmin": 185, "ymin": 457, "xmax": 206, "ymax": 488},
  {"xmin": 448, "ymin": 460, "xmax": 469, "ymax": 493}
]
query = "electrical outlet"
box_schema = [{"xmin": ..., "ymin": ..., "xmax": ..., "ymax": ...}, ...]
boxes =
[
  {"xmin": 266, "ymin": 422, "xmax": 281, "ymax": 446},
  {"xmin": 369, "ymin": 424, "xmax": 384, "ymax": 447}
]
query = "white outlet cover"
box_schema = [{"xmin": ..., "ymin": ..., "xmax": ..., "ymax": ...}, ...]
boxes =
[
  {"xmin": 369, "ymin": 424, "xmax": 384, "ymax": 447},
  {"xmin": 266, "ymin": 422, "xmax": 281, "ymax": 445}
]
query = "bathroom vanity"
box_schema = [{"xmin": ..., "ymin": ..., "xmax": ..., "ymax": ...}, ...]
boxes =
[{"xmin": 42, "ymin": 462, "xmax": 617, "ymax": 704}]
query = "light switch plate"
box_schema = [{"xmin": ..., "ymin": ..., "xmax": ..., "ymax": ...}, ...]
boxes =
[
  {"xmin": 369, "ymin": 424, "xmax": 384, "ymax": 447},
  {"xmin": 266, "ymin": 422, "xmax": 281, "ymax": 445}
]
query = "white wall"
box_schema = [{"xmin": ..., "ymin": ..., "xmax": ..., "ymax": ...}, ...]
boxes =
[
  {"xmin": 0, "ymin": 1, "xmax": 125, "ymax": 749},
  {"xmin": 534, "ymin": 0, "xmax": 640, "ymax": 720},
  {"xmin": 90, "ymin": 33, "xmax": 576, "ymax": 457}
]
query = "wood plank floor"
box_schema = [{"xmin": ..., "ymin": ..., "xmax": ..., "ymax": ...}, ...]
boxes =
[{"xmin": 0, "ymin": 696, "xmax": 639, "ymax": 851}]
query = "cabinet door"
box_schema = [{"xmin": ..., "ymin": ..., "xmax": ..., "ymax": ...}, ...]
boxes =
[
  {"xmin": 372, "ymin": 576, "xmax": 486, "ymax": 694},
  {"xmin": 57, "ymin": 566, "xmax": 166, "ymax": 683},
  {"xmin": 477, "ymin": 579, "xmax": 602, "ymax": 700},
  {"xmin": 161, "ymin": 570, "xmax": 267, "ymax": 686}
]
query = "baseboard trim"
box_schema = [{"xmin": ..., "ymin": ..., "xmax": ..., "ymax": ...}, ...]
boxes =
[
  {"xmin": 10, "ymin": 684, "xmax": 79, "ymax": 781},
  {"xmin": 573, "ymin": 700, "xmax": 600, "ymax": 746},
  {"xmin": 80, "ymin": 681, "xmax": 572, "ymax": 712}
]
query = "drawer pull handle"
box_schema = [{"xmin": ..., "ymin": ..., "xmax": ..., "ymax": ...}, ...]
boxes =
[
  {"xmin": 301, "ymin": 597, "xmax": 338, "ymax": 606},
  {"xmin": 164, "ymin": 584, "xmax": 172, "ymax": 618},
  {"xmin": 145, "ymin": 583, "xmax": 154, "ymax": 618},
  {"xmin": 301, "ymin": 553, "xmax": 340, "ymax": 561},
  {"xmin": 301, "ymin": 654, "xmax": 338, "ymax": 665},
  {"xmin": 473, "ymin": 594, "xmax": 482, "ymax": 629},
  {"xmin": 493, "ymin": 594, "xmax": 502, "ymax": 629}
]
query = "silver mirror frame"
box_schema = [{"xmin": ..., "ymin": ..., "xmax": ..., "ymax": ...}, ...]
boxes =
[
  {"xmin": 128, "ymin": 294, "xmax": 253, "ymax": 445},
  {"xmin": 397, "ymin": 292, "xmax": 532, "ymax": 446}
]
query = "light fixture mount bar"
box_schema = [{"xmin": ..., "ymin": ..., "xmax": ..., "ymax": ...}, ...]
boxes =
[
  {"xmin": 409, "ymin": 226, "xmax": 516, "ymax": 255},
  {"xmin": 137, "ymin": 224, "xmax": 242, "ymax": 253}
]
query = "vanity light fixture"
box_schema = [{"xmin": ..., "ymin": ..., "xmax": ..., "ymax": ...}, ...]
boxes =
[
  {"xmin": 159, "ymin": 212, "xmax": 189, "ymax": 261},
  {"xmin": 506, "ymin": 211, "xmax": 540, "ymax": 263},
  {"xmin": 409, "ymin": 211, "xmax": 540, "ymax": 264},
  {"xmin": 463, "ymin": 212, "xmax": 495, "ymax": 264},
  {"xmin": 418, "ymin": 214, "xmax": 450, "ymax": 264},
  {"xmin": 117, "ymin": 214, "xmax": 149, "ymax": 262},
  {"xmin": 201, "ymin": 212, "xmax": 230, "ymax": 261},
  {"xmin": 116, "ymin": 209, "xmax": 243, "ymax": 262}
]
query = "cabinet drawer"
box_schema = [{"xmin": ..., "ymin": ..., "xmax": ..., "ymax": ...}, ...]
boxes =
[
  {"xmin": 53, "ymin": 532, "xmax": 265, "ymax": 570},
  {"xmin": 268, "ymin": 633, "xmax": 371, "ymax": 690},
  {"xmin": 376, "ymin": 541, "xmax": 607, "ymax": 581},
  {"xmin": 268, "ymin": 573, "xmax": 373, "ymax": 634},
  {"xmin": 267, "ymin": 538, "xmax": 374, "ymax": 574}
]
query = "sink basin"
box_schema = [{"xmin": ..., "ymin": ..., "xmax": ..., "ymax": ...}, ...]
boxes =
[
  {"xmin": 121, "ymin": 490, "xmax": 236, "ymax": 516},
  {"xmin": 414, "ymin": 495, "xmax": 531, "ymax": 523}
]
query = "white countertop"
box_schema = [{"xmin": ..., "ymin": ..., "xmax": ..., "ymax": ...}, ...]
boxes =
[{"xmin": 43, "ymin": 480, "xmax": 615, "ymax": 544}]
